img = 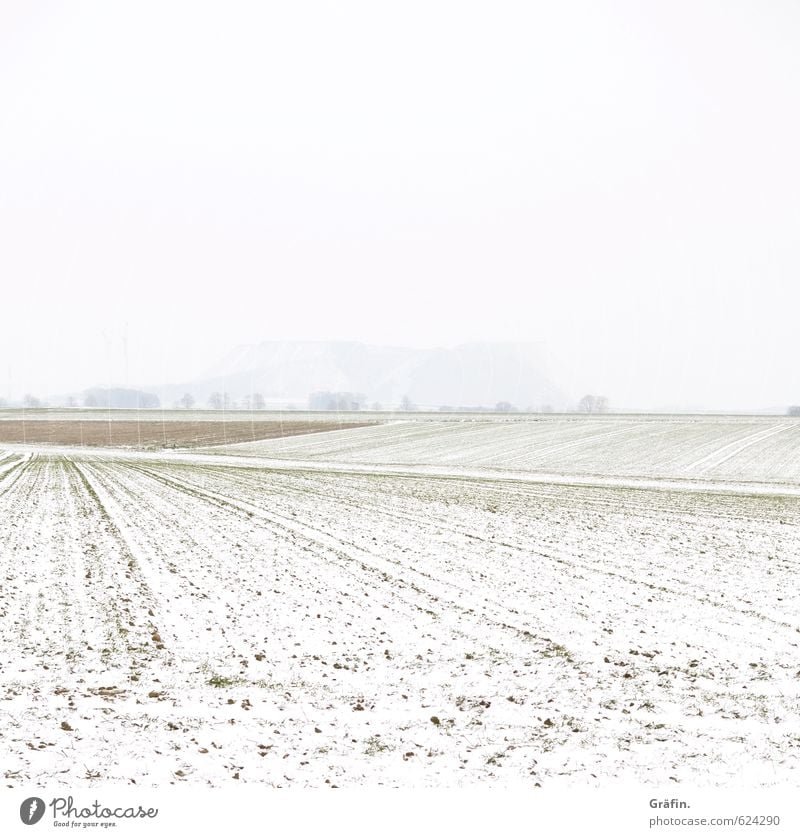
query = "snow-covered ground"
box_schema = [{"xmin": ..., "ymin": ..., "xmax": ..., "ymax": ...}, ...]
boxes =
[
  {"xmin": 0, "ymin": 417, "xmax": 798, "ymax": 788},
  {"xmin": 210, "ymin": 416, "xmax": 800, "ymax": 484}
]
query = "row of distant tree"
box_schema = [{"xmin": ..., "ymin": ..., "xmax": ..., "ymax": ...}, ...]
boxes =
[
  {"xmin": 0, "ymin": 390, "xmax": 616, "ymax": 413},
  {"xmin": 306, "ymin": 392, "xmax": 611, "ymax": 412},
  {"xmin": 7, "ymin": 395, "xmax": 800, "ymax": 414},
  {"xmin": 197, "ymin": 392, "xmax": 268, "ymax": 410},
  {"xmin": 0, "ymin": 390, "xmax": 609, "ymax": 412},
  {"xmin": 0, "ymin": 393, "xmax": 48, "ymax": 408},
  {"xmin": 0, "ymin": 389, "xmax": 162, "ymax": 409},
  {"xmin": 171, "ymin": 390, "xmax": 608, "ymax": 412}
]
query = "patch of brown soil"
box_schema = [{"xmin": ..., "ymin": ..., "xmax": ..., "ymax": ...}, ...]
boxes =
[{"xmin": 0, "ymin": 420, "xmax": 377, "ymax": 448}]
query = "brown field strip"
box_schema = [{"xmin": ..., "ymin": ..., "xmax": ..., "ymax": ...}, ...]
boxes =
[{"xmin": 0, "ymin": 419, "xmax": 378, "ymax": 448}]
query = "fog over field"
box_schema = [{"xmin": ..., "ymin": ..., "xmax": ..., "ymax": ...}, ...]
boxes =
[
  {"xmin": 2, "ymin": 0, "xmax": 800, "ymax": 816},
  {"xmin": 2, "ymin": 1, "xmax": 800, "ymax": 410}
]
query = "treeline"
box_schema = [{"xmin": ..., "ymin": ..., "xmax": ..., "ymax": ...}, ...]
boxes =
[
  {"xmin": 309, "ymin": 391, "xmax": 367, "ymax": 410},
  {"xmin": 1, "ymin": 389, "xmax": 613, "ymax": 413},
  {"xmin": 83, "ymin": 388, "xmax": 160, "ymax": 408}
]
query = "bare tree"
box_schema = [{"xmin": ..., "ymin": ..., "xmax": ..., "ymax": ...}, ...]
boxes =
[
  {"xmin": 179, "ymin": 393, "xmax": 195, "ymax": 409},
  {"xmin": 495, "ymin": 401, "xmax": 516, "ymax": 412},
  {"xmin": 788, "ymin": 406, "xmax": 800, "ymax": 417},
  {"xmin": 66, "ymin": 396, "xmax": 77, "ymax": 408},
  {"xmin": 84, "ymin": 393, "xmax": 98, "ymax": 407},
  {"xmin": 240, "ymin": 393, "xmax": 264, "ymax": 410},
  {"xmin": 208, "ymin": 392, "xmax": 223, "ymax": 410},
  {"xmin": 578, "ymin": 394, "xmax": 609, "ymax": 413},
  {"xmin": 400, "ymin": 394, "xmax": 415, "ymax": 411},
  {"xmin": 23, "ymin": 393, "xmax": 42, "ymax": 408}
]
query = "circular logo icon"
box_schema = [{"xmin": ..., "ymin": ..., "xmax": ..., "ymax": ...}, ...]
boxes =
[{"xmin": 19, "ymin": 797, "xmax": 46, "ymax": 825}]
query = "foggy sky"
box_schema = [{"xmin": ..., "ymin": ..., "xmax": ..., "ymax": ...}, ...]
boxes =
[{"xmin": 1, "ymin": 1, "xmax": 799, "ymax": 410}]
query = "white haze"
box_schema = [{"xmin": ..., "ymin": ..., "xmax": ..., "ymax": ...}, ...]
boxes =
[{"xmin": 1, "ymin": 1, "xmax": 799, "ymax": 410}]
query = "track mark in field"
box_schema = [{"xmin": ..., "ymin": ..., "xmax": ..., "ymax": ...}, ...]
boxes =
[
  {"xmin": 498, "ymin": 423, "xmax": 650, "ymax": 466},
  {"xmin": 77, "ymin": 460, "xmax": 600, "ymax": 757},
  {"xmin": 123, "ymin": 461, "xmax": 570, "ymax": 654},
  {"xmin": 63, "ymin": 460, "xmax": 166, "ymax": 673},
  {"xmin": 76, "ymin": 459, "xmax": 268, "ymax": 673},
  {"xmin": 0, "ymin": 453, "xmax": 33, "ymax": 498},
  {"xmin": 72, "ymin": 461, "xmax": 239, "ymax": 669},
  {"xmin": 684, "ymin": 423, "xmax": 793, "ymax": 472},
  {"xmin": 0, "ymin": 450, "xmax": 22, "ymax": 473},
  {"xmin": 182, "ymin": 465, "xmax": 800, "ymax": 642},
  {"xmin": 0, "ymin": 457, "xmax": 174, "ymax": 696},
  {"xmin": 3, "ymin": 441, "xmax": 799, "ymax": 789}
]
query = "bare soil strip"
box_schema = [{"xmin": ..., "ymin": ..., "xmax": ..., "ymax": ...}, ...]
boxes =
[{"xmin": 0, "ymin": 420, "xmax": 377, "ymax": 448}]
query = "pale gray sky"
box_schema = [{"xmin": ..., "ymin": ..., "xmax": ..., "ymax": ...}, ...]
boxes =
[{"xmin": 1, "ymin": 1, "xmax": 799, "ymax": 409}]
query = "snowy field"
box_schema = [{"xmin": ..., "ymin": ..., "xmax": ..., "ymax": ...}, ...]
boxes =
[
  {"xmin": 212, "ymin": 415, "xmax": 800, "ymax": 485},
  {"xmin": 0, "ymin": 415, "xmax": 799, "ymax": 788}
]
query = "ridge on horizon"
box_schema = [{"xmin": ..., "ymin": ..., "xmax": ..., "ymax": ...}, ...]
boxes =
[{"xmin": 151, "ymin": 339, "xmax": 568, "ymax": 410}]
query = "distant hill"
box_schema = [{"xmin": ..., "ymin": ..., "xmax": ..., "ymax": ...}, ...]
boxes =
[{"xmin": 151, "ymin": 340, "xmax": 569, "ymax": 410}]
